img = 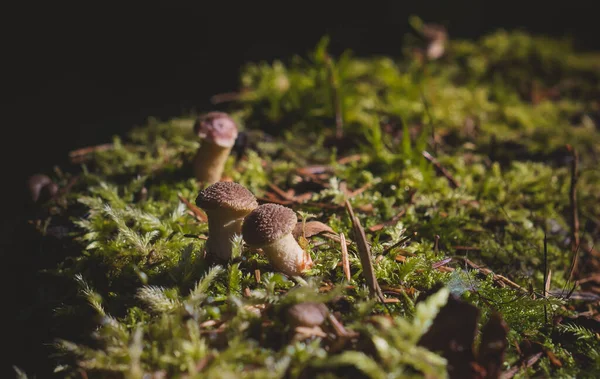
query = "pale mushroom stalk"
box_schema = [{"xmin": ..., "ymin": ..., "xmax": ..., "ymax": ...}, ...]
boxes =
[
  {"xmin": 242, "ymin": 203, "xmax": 313, "ymax": 276},
  {"xmin": 193, "ymin": 112, "xmax": 239, "ymax": 185},
  {"xmin": 196, "ymin": 182, "xmax": 258, "ymax": 262},
  {"xmin": 204, "ymin": 210, "xmax": 247, "ymax": 261},
  {"xmin": 260, "ymin": 233, "xmax": 311, "ymax": 276},
  {"xmin": 193, "ymin": 139, "xmax": 233, "ymax": 184}
]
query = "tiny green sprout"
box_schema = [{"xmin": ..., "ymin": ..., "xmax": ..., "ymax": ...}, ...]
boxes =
[
  {"xmin": 230, "ymin": 234, "xmax": 244, "ymax": 260},
  {"xmin": 296, "ymin": 210, "xmax": 318, "ymax": 241}
]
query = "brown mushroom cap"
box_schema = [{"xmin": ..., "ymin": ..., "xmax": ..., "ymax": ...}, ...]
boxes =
[
  {"xmin": 28, "ymin": 174, "xmax": 56, "ymax": 203},
  {"xmin": 193, "ymin": 111, "xmax": 239, "ymax": 148},
  {"xmin": 286, "ymin": 302, "xmax": 328, "ymax": 328},
  {"xmin": 242, "ymin": 203, "xmax": 298, "ymax": 246},
  {"xmin": 422, "ymin": 23, "xmax": 447, "ymax": 42},
  {"xmin": 195, "ymin": 182, "xmax": 258, "ymax": 215}
]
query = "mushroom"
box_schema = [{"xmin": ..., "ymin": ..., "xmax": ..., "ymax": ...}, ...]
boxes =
[
  {"xmin": 422, "ymin": 23, "xmax": 447, "ymax": 60},
  {"xmin": 193, "ymin": 111, "xmax": 239, "ymax": 185},
  {"xmin": 27, "ymin": 174, "xmax": 58, "ymax": 203},
  {"xmin": 195, "ymin": 181, "xmax": 258, "ymax": 262},
  {"xmin": 286, "ymin": 302, "xmax": 328, "ymax": 329},
  {"xmin": 242, "ymin": 203, "xmax": 313, "ymax": 276}
]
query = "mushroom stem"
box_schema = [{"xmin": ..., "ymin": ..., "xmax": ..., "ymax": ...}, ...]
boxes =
[
  {"xmin": 194, "ymin": 140, "xmax": 232, "ymax": 185},
  {"xmin": 261, "ymin": 233, "xmax": 313, "ymax": 276},
  {"xmin": 204, "ymin": 211, "xmax": 244, "ymax": 262}
]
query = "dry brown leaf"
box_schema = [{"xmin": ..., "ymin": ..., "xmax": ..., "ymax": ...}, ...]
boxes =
[{"xmin": 292, "ymin": 221, "xmax": 335, "ymax": 240}]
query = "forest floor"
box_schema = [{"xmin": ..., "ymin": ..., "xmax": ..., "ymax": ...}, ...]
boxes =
[{"xmin": 8, "ymin": 19, "xmax": 600, "ymax": 379}]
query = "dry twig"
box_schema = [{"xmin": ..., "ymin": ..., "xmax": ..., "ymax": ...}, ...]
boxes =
[
  {"xmin": 177, "ymin": 194, "xmax": 208, "ymax": 222},
  {"xmin": 501, "ymin": 352, "xmax": 543, "ymax": 379},
  {"xmin": 422, "ymin": 150, "xmax": 460, "ymax": 188},
  {"xmin": 340, "ymin": 232, "xmax": 351, "ymax": 282},
  {"xmin": 345, "ymin": 199, "xmax": 385, "ymax": 302}
]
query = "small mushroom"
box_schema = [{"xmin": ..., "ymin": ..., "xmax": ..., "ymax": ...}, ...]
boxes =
[
  {"xmin": 242, "ymin": 203, "xmax": 313, "ymax": 276},
  {"xmin": 422, "ymin": 23, "xmax": 447, "ymax": 60},
  {"xmin": 27, "ymin": 174, "xmax": 58, "ymax": 203},
  {"xmin": 286, "ymin": 302, "xmax": 328, "ymax": 329},
  {"xmin": 195, "ymin": 181, "xmax": 258, "ymax": 262},
  {"xmin": 193, "ymin": 111, "xmax": 239, "ymax": 185}
]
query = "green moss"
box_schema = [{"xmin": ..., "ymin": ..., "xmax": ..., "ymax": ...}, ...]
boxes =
[{"xmin": 20, "ymin": 19, "xmax": 600, "ymax": 378}]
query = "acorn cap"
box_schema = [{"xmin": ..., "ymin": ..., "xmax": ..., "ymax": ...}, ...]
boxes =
[
  {"xmin": 242, "ymin": 203, "xmax": 298, "ymax": 247},
  {"xmin": 195, "ymin": 182, "xmax": 258, "ymax": 215},
  {"xmin": 286, "ymin": 302, "xmax": 328, "ymax": 328},
  {"xmin": 193, "ymin": 111, "xmax": 239, "ymax": 148}
]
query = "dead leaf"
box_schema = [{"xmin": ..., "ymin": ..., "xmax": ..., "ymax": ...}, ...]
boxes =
[
  {"xmin": 418, "ymin": 294, "xmax": 481, "ymax": 379},
  {"xmin": 292, "ymin": 221, "xmax": 335, "ymax": 240},
  {"xmin": 478, "ymin": 312, "xmax": 509, "ymax": 379},
  {"xmin": 545, "ymin": 349, "xmax": 562, "ymax": 368}
]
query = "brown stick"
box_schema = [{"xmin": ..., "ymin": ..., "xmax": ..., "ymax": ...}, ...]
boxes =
[
  {"xmin": 346, "ymin": 182, "xmax": 373, "ymax": 198},
  {"xmin": 267, "ymin": 182, "xmax": 295, "ymax": 200},
  {"xmin": 340, "ymin": 233, "xmax": 351, "ymax": 282},
  {"xmin": 210, "ymin": 91, "xmax": 243, "ymax": 104},
  {"xmin": 328, "ymin": 313, "xmax": 358, "ymax": 338},
  {"xmin": 455, "ymin": 257, "xmax": 528, "ymax": 293},
  {"xmin": 69, "ymin": 143, "xmax": 115, "ymax": 163},
  {"xmin": 501, "ymin": 352, "xmax": 543, "ymax": 379},
  {"xmin": 422, "ymin": 150, "xmax": 460, "ymax": 188},
  {"xmin": 345, "ymin": 200, "xmax": 385, "ymax": 302},
  {"xmin": 177, "ymin": 194, "xmax": 208, "ymax": 222},
  {"xmin": 368, "ymin": 209, "xmax": 407, "ymax": 232},
  {"xmin": 337, "ymin": 154, "xmax": 363, "ymax": 165},
  {"xmin": 254, "ymin": 269, "xmax": 261, "ymax": 283}
]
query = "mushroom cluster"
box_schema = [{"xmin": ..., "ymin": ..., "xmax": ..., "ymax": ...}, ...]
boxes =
[
  {"xmin": 189, "ymin": 109, "xmax": 314, "ymax": 275},
  {"xmin": 195, "ymin": 181, "xmax": 313, "ymax": 277}
]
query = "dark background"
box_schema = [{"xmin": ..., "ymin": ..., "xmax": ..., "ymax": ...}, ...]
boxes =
[{"xmin": 2, "ymin": 1, "xmax": 600, "ymax": 376}]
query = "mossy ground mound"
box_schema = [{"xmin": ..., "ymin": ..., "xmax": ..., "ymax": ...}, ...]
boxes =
[{"xmin": 14, "ymin": 20, "xmax": 600, "ymax": 378}]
